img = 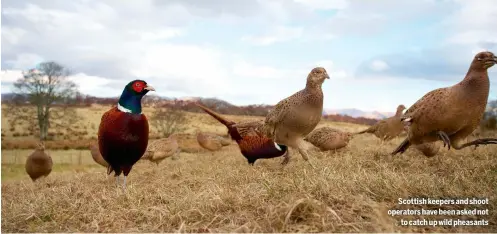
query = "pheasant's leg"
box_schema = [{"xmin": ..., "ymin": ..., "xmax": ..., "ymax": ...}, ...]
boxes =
[
  {"xmin": 121, "ymin": 166, "xmax": 132, "ymax": 191},
  {"xmin": 298, "ymin": 148, "xmax": 315, "ymax": 168},
  {"xmin": 455, "ymin": 138, "xmax": 497, "ymax": 150},
  {"xmin": 297, "ymin": 140, "xmax": 315, "ymax": 168},
  {"xmin": 391, "ymin": 138, "xmax": 410, "ymax": 155},
  {"xmin": 437, "ymin": 131, "xmax": 451, "ymax": 150},
  {"xmin": 379, "ymin": 139, "xmax": 386, "ymax": 149},
  {"xmin": 281, "ymin": 151, "xmax": 291, "ymax": 165},
  {"xmin": 123, "ymin": 176, "xmax": 127, "ymax": 190}
]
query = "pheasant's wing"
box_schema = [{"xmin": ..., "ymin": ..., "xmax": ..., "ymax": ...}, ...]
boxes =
[
  {"xmin": 233, "ymin": 120, "xmax": 264, "ymax": 138},
  {"xmin": 146, "ymin": 140, "xmax": 159, "ymax": 151},
  {"xmin": 264, "ymin": 97, "xmax": 294, "ymax": 126},
  {"xmin": 304, "ymin": 129, "xmax": 319, "ymax": 143},
  {"xmin": 162, "ymin": 144, "xmax": 178, "ymax": 156},
  {"xmin": 403, "ymin": 87, "xmax": 447, "ymax": 120},
  {"xmin": 261, "ymin": 91, "xmax": 306, "ymax": 136}
]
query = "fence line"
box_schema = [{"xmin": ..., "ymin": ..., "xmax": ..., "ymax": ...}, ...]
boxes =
[{"xmin": 2, "ymin": 150, "xmax": 90, "ymax": 165}]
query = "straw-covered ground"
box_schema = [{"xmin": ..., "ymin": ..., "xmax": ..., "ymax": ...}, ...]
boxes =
[{"xmin": 2, "ymin": 132, "xmax": 496, "ymax": 232}]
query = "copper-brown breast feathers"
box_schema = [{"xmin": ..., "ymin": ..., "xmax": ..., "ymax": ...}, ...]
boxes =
[{"xmin": 98, "ymin": 107, "xmax": 150, "ymax": 165}]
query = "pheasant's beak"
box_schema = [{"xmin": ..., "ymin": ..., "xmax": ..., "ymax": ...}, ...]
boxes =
[
  {"xmin": 493, "ymin": 56, "xmax": 497, "ymax": 63},
  {"xmin": 325, "ymin": 73, "xmax": 330, "ymax": 79},
  {"xmin": 144, "ymin": 85, "xmax": 155, "ymax": 91}
]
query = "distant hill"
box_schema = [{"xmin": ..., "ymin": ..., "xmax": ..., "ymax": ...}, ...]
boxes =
[{"xmin": 324, "ymin": 108, "xmax": 394, "ymax": 120}]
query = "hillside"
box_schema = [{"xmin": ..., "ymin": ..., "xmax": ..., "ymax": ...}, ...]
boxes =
[
  {"xmin": 0, "ymin": 104, "xmax": 365, "ymax": 151},
  {"xmin": 1, "ymin": 93, "xmax": 380, "ymax": 126},
  {"xmin": 324, "ymin": 108, "xmax": 394, "ymax": 119}
]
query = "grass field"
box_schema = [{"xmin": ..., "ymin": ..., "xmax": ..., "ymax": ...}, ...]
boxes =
[{"xmin": 1, "ymin": 105, "xmax": 497, "ymax": 232}]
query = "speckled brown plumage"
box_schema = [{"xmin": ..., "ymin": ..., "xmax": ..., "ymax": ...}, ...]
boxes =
[
  {"xmin": 25, "ymin": 142, "xmax": 53, "ymax": 181},
  {"xmin": 356, "ymin": 104, "xmax": 406, "ymax": 141},
  {"xmin": 142, "ymin": 135, "xmax": 180, "ymax": 165},
  {"xmin": 392, "ymin": 51, "xmax": 497, "ymax": 155},
  {"xmin": 414, "ymin": 142, "xmax": 440, "ymax": 157},
  {"xmin": 259, "ymin": 67, "xmax": 329, "ymax": 166},
  {"xmin": 304, "ymin": 126, "xmax": 352, "ymax": 151},
  {"xmin": 196, "ymin": 132, "xmax": 226, "ymax": 152},
  {"xmin": 195, "ymin": 103, "xmax": 288, "ymax": 165},
  {"xmin": 89, "ymin": 142, "xmax": 109, "ymax": 168}
]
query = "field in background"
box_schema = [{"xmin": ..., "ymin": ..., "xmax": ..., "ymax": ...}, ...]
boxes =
[
  {"xmin": 1, "ymin": 104, "xmax": 496, "ymax": 232},
  {"xmin": 1, "ymin": 104, "xmax": 364, "ymax": 151}
]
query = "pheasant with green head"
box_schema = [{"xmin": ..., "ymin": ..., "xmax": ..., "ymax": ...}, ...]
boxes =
[{"xmin": 98, "ymin": 79, "xmax": 155, "ymax": 189}]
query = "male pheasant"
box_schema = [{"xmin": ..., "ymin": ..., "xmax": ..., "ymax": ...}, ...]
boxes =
[
  {"xmin": 98, "ymin": 79, "xmax": 154, "ymax": 189},
  {"xmin": 195, "ymin": 103, "xmax": 288, "ymax": 165}
]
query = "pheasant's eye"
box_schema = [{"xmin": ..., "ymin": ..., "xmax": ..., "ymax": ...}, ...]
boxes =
[{"xmin": 135, "ymin": 83, "xmax": 141, "ymax": 86}]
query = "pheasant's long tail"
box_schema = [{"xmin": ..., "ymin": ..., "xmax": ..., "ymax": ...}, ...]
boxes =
[
  {"xmin": 195, "ymin": 102, "xmax": 235, "ymax": 127},
  {"xmin": 354, "ymin": 126, "xmax": 374, "ymax": 135},
  {"xmin": 391, "ymin": 138, "xmax": 411, "ymax": 155},
  {"xmin": 106, "ymin": 165, "xmax": 114, "ymax": 175}
]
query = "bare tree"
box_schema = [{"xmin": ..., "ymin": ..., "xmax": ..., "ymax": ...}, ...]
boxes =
[
  {"xmin": 152, "ymin": 107, "xmax": 187, "ymax": 138},
  {"xmin": 11, "ymin": 61, "xmax": 78, "ymax": 140}
]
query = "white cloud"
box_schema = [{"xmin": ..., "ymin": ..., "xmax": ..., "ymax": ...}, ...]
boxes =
[
  {"xmin": 69, "ymin": 73, "xmax": 115, "ymax": 94},
  {"xmin": 232, "ymin": 59, "xmax": 349, "ymax": 81},
  {"xmin": 1, "ymin": 27, "xmax": 27, "ymax": 45},
  {"xmin": 3, "ymin": 53, "xmax": 45, "ymax": 70},
  {"xmin": 307, "ymin": 0, "xmax": 448, "ymax": 37},
  {"xmin": 314, "ymin": 60, "xmax": 348, "ymax": 79},
  {"xmin": 129, "ymin": 43, "xmax": 233, "ymax": 95},
  {"xmin": 129, "ymin": 28, "xmax": 186, "ymax": 41},
  {"xmin": 369, "ymin": 60, "xmax": 389, "ymax": 72},
  {"xmin": 448, "ymin": 31, "xmax": 497, "ymax": 45},
  {"xmin": 1, "ymin": 0, "xmax": 320, "ymax": 99},
  {"xmin": 443, "ymin": 0, "xmax": 497, "ymax": 46},
  {"xmin": 293, "ymin": 0, "xmax": 349, "ymax": 10},
  {"xmin": 241, "ymin": 26, "xmax": 304, "ymax": 46},
  {"xmin": 3, "ymin": 0, "xmax": 493, "ymax": 112},
  {"xmin": 330, "ymin": 70, "xmax": 348, "ymax": 79},
  {"xmin": 232, "ymin": 60, "xmax": 294, "ymax": 79},
  {"xmin": 1, "ymin": 69, "xmax": 124, "ymax": 97},
  {"xmin": 1, "ymin": 70, "xmax": 24, "ymax": 83},
  {"xmin": 315, "ymin": 60, "xmax": 335, "ymax": 69}
]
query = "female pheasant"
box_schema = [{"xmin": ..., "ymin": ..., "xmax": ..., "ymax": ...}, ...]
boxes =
[
  {"xmin": 195, "ymin": 103, "xmax": 288, "ymax": 165},
  {"xmin": 196, "ymin": 131, "xmax": 230, "ymax": 154},
  {"xmin": 142, "ymin": 135, "xmax": 180, "ymax": 165},
  {"xmin": 25, "ymin": 142, "xmax": 53, "ymax": 182},
  {"xmin": 98, "ymin": 80, "xmax": 154, "ymax": 189}
]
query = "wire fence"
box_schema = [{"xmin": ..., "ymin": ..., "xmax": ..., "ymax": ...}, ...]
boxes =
[{"xmin": 1, "ymin": 150, "xmax": 95, "ymax": 165}]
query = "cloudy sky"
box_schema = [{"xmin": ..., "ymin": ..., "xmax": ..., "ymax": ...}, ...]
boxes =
[{"xmin": 1, "ymin": 0, "xmax": 496, "ymax": 112}]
